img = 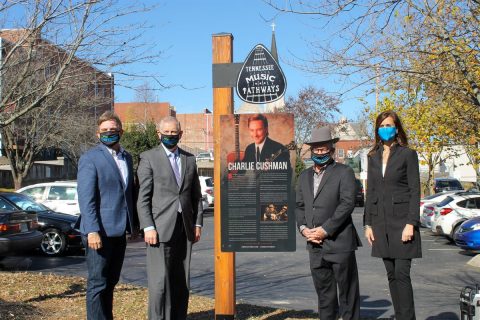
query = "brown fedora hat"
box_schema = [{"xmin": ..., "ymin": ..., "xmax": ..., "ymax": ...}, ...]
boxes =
[{"xmin": 305, "ymin": 126, "xmax": 340, "ymax": 145}]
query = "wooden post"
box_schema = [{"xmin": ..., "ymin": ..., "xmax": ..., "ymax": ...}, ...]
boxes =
[{"xmin": 213, "ymin": 33, "xmax": 235, "ymax": 319}]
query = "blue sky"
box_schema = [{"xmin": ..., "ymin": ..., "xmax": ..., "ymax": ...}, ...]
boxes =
[
  {"xmin": 2, "ymin": 0, "xmax": 373, "ymax": 120},
  {"xmin": 113, "ymin": 0, "xmax": 374, "ymax": 121}
]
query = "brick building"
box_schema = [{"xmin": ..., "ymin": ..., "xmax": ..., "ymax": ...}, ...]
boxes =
[
  {"xmin": 114, "ymin": 103, "xmax": 213, "ymax": 155},
  {"xmin": 0, "ymin": 29, "xmax": 114, "ymax": 120},
  {"xmin": 0, "ymin": 29, "xmax": 114, "ymax": 186},
  {"xmin": 175, "ymin": 109, "xmax": 213, "ymax": 155},
  {"xmin": 114, "ymin": 102, "xmax": 175, "ymax": 128}
]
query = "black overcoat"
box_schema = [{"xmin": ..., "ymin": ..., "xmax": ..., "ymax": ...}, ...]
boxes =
[{"xmin": 364, "ymin": 144, "xmax": 422, "ymax": 259}]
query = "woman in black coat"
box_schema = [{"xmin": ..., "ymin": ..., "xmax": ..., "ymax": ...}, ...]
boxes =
[{"xmin": 364, "ymin": 110, "xmax": 421, "ymax": 320}]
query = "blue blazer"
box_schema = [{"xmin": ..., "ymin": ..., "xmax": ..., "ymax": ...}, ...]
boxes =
[{"xmin": 77, "ymin": 144, "xmax": 135, "ymax": 237}]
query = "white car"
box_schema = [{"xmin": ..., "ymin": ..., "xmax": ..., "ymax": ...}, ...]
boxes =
[
  {"xmin": 199, "ymin": 176, "xmax": 214, "ymax": 210},
  {"xmin": 420, "ymin": 191, "xmax": 458, "ymax": 228},
  {"xmin": 17, "ymin": 181, "xmax": 80, "ymax": 216},
  {"xmin": 430, "ymin": 192, "xmax": 480, "ymax": 239}
]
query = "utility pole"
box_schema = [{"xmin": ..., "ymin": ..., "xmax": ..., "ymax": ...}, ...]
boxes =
[{"xmin": 212, "ymin": 33, "xmax": 235, "ymax": 320}]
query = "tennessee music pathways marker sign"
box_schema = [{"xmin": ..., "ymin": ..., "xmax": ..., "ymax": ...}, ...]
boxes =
[
  {"xmin": 236, "ymin": 44, "xmax": 287, "ymax": 104},
  {"xmin": 219, "ymin": 113, "xmax": 296, "ymax": 252}
]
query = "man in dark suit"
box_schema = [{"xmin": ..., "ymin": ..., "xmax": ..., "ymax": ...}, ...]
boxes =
[
  {"xmin": 77, "ymin": 111, "xmax": 136, "ymax": 320},
  {"xmin": 243, "ymin": 113, "xmax": 291, "ymax": 168},
  {"xmin": 296, "ymin": 126, "xmax": 361, "ymax": 320},
  {"xmin": 137, "ymin": 116, "xmax": 203, "ymax": 320}
]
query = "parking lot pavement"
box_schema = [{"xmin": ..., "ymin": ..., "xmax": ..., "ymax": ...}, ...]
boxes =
[{"xmin": 1, "ymin": 208, "xmax": 478, "ymax": 319}]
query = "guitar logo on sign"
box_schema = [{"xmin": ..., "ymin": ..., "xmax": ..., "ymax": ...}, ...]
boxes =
[{"xmin": 236, "ymin": 44, "xmax": 287, "ymax": 104}]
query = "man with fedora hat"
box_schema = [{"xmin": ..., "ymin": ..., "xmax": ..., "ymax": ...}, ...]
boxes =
[{"xmin": 296, "ymin": 126, "xmax": 361, "ymax": 320}]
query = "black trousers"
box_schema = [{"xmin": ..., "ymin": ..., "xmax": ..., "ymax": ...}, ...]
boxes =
[
  {"xmin": 383, "ymin": 258, "xmax": 416, "ymax": 320},
  {"xmin": 83, "ymin": 235, "xmax": 126, "ymax": 320},
  {"xmin": 309, "ymin": 250, "xmax": 360, "ymax": 320}
]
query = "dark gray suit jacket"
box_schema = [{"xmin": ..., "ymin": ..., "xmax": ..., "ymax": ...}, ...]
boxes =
[
  {"xmin": 136, "ymin": 145, "xmax": 203, "ymax": 242},
  {"xmin": 296, "ymin": 162, "xmax": 361, "ymax": 254}
]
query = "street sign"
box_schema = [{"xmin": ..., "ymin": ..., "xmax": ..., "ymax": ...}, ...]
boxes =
[{"xmin": 236, "ymin": 44, "xmax": 286, "ymax": 104}]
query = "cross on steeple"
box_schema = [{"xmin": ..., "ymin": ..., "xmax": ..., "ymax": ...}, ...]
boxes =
[{"xmin": 271, "ymin": 22, "xmax": 276, "ymax": 32}]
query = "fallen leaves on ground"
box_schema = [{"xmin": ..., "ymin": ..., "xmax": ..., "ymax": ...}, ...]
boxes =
[{"xmin": 0, "ymin": 272, "xmax": 319, "ymax": 320}]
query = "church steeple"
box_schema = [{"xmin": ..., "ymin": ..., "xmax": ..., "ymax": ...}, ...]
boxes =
[
  {"xmin": 270, "ymin": 22, "xmax": 278, "ymax": 62},
  {"xmin": 264, "ymin": 22, "xmax": 285, "ymax": 113}
]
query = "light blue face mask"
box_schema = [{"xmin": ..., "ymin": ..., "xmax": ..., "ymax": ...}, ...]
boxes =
[{"xmin": 378, "ymin": 127, "xmax": 396, "ymax": 141}]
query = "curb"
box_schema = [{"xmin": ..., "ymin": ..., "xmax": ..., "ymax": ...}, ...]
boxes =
[{"xmin": 467, "ymin": 254, "xmax": 480, "ymax": 268}]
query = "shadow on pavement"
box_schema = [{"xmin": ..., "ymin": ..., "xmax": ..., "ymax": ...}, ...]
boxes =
[
  {"xmin": 426, "ymin": 312, "xmax": 459, "ymax": 320},
  {"xmin": 0, "ymin": 250, "xmax": 86, "ymax": 272},
  {"xmin": 189, "ymin": 297, "xmax": 393, "ymax": 320},
  {"xmin": 359, "ymin": 294, "xmax": 392, "ymax": 319},
  {"xmin": 188, "ymin": 303, "xmax": 317, "ymax": 320}
]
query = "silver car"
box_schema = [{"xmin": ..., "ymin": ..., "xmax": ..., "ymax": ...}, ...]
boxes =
[{"xmin": 420, "ymin": 191, "xmax": 458, "ymax": 228}]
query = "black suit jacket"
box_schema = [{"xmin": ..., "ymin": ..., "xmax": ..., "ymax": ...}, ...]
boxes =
[
  {"xmin": 243, "ymin": 137, "xmax": 291, "ymax": 168},
  {"xmin": 296, "ymin": 162, "xmax": 361, "ymax": 254},
  {"xmin": 364, "ymin": 144, "xmax": 422, "ymax": 259}
]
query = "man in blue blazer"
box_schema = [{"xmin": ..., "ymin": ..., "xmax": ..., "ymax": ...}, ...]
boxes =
[{"xmin": 77, "ymin": 111, "xmax": 136, "ymax": 320}]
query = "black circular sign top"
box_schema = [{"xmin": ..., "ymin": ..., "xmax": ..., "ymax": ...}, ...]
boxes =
[{"xmin": 236, "ymin": 44, "xmax": 287, "ymax": 104}]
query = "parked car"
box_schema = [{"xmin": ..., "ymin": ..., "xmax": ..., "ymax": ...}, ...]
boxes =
[
  {"xmin": 0, "ymin": 192, "xmax": 82, "ymax": 256},
  {"xmin": 453, "ymin": 216, "xmax": 480, "ymax": 251},
  {"xmin": 433, "ymin": 178, "xmax": 464, "ymax": 193},
  {"xmin": 199, "ymin": 176, "xmax": 214, "ymax": 210},
  {"xmin": 355, "ymin": 179, "xmax": 364, "ymax": 207},
  {"xmin": 17, "ymin": 181, "xmax": 79, "ymax": 216},
  {"xmin": 0, "ymin": 197, "xmax": 43, "ymax": 258},
  {"xmin": 196, "ymin": 152, "xmax": 214, "ymax": 162},
  {"xmin": 430, "ymin": 191, "xmax": 480, "ymax": 239},
  {"xmin": 420, "ymin": 191, "xmax": 458, "ymax": 228}
]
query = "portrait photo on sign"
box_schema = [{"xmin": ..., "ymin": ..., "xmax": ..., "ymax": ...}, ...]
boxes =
[
  {"xmin": 220, "ymin": 113, "xmax": 295, "ymax": 178},
  {"xmin": 219, "ymin": 113, "xmax": 296, "ymax": 252}
]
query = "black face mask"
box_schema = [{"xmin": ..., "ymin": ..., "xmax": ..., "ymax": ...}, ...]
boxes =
[
  {"xmin": 160, "ymin": 134, "xmax": 180, "ymax": 149},
  {"xmin": 99, "ymin": 131, "xmax": 120, "ymax": 147}
]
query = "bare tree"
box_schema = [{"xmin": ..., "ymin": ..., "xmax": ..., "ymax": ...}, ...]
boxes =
[
  {"xmin": 135, "ymin": 81, "xmax": 157, "ymax": 103},
  {"xmin": 264, "ymin": 0, "xmax": 480, "ymax": 114},
  {"xmin": 0, "ymin": 0, "xmax": 162, "ymax": 188},
  {"xmin": 284, "ymin": 86, "xmax": 340, "ymax": 160}
]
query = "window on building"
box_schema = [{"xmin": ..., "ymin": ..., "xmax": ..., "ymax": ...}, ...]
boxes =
[{"xmin": 337, "ymin": 149, "xmax": 345, "ymax": 158}]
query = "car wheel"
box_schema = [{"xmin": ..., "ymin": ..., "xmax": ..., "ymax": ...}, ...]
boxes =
[
  {"xmin": 450, "ymin": 223, "xmax": 463, "ymax": 242},
  {"xmin": 40, "ymin": 228, "xmax": 67, "ymax": 256}
]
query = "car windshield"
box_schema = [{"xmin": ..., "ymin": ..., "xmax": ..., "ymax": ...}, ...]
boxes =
[
  {"xmin": 3, "ymin": 193, "xmax": 50, "ymax": 212},
  {"xmin": 437, "ymin": 180, "xmax": 463, "ymax": 189},
  {"xmin": 205, "ymin": 178, "xmax": 214, "ymax": 187},
  {"xmin": 437, "ymin": 196, "xmax": 454, "ymax": 207},
  {"xmin": 0, "ymin": 198, "xmax": 18, "ymax": 212}
]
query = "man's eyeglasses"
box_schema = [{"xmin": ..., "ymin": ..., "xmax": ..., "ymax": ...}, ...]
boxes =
[{"xmin": 311, "ymin": 147, "xmax": 330, "ymax": 153}]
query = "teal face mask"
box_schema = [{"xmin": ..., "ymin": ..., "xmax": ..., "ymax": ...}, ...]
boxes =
[
  {"xmin": 378, "ymin": 127, "xmax": 396, "ymax": 141},
  {"xmin": 99, "ymin": 131, "xmax": 120, "ymax": 146}
]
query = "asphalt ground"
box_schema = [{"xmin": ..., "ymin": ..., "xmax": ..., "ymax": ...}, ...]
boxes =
[{"xmin": 1, "ymin": 207, "xmax": 477, "ymax": 319}]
